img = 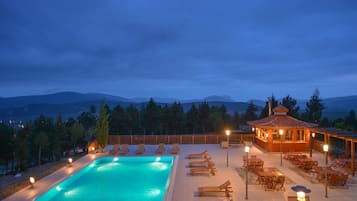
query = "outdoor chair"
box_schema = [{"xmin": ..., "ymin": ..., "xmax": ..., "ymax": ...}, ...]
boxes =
[
  {"xmin": 198, "ymin": 180, "xmax": 232, "ymax": 197},
  {"xmin": 171, "ymin": 143, "xmax": 179, "ymax": 154},
  {"xmin": 118, "ymin": 144, "xmax": 129, "ymax": 155},
  {"xmin": 135, "ymin": 144, "xmax": 145, "ymax": 155},
  {"xmin": 190, "ymin": 167, "xmax": 217, "ymax": 176},
  {"xmin": 156, "ymin": 143, "xmax": 165, "ymax": 154},
  {"xmin": 189, "ymin": 160, "xmax": 214, "ymax": 168},
  {"xmin": 109, "ymin": 144, "xmax": 119, "ymax": 155},
  {"xmin": 188, "ymin": 150, "xmax": 208, "ymax": 159}
]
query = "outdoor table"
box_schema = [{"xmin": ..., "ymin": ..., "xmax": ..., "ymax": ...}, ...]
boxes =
[{"xmin": 256, "ymin": 168, "xmax": 285, "ymax": 191}]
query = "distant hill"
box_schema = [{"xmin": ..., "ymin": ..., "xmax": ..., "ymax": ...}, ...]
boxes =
[{"xmin": 0, "ymin": 92, "xmax": 356, "ymax": 122}]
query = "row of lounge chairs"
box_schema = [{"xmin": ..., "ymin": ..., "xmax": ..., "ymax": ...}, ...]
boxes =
[
  {"xmin": 187, "ymin": 150, "xmax": 232, "ymax": 199},
  {"xmin": 108, "ymin": 143, "xmax": 179, "ymax": 155}
]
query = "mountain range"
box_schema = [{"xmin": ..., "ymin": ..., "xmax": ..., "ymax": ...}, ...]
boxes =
[{"xmin": 1, "ymin": 92, "xmax": 357, "ymax": 122}]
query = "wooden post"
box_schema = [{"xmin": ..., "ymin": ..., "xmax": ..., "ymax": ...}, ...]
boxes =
[
  {"xmin": 346, "ymin": 140, "xmax": 350, "ymax": 158},
  {"xmin": 180, "ymin": 135, "xmax": 182, "ymax": 144},
  {"xmin": 130, "ymin": 135, "xmax": 133, "ymax": 144},
  {"xmin": 352, "ymin": 142, "xmax": 355, "ymax": 177},
  {"xmin": 192, "ymin": 135, "xmax": 194, "ymax": 144},
  {"xmin": 204, "ymin": 135, "xmax": 207, "ymax": 144}
]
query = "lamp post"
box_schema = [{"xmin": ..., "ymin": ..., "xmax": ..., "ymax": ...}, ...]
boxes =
[
  {"xmin": 226, "ymin": 130, "xmax": 230, "ymax": 167},
  {"xmin": 323, "ymin": 144, "xmax": 329, "ymax": 198},
  {"xmin": 245, "ymin": 145, "xmax": 250, "ymax": 200},
  {"xmin": 279, "ymin": 129, "xmax": 284, "ymax": 166},
  {"xmin": 310, "ymin": 132, "xmax": 315, "ymax": 157}
]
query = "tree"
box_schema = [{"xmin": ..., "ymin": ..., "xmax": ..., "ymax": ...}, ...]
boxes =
[
  {"xmin": 143, "ymin": 98, "xmax": 161, "ymax": 134},
  {"xmin": 345, "ymin": 110, "xmax": 357, "ymax": 131},
  {"xmin": 232, "ymin": 112, "xmax": 240, "ymax": 129},
  {"xmin": 260, "ymin": 95, "xmax": 278, "ymax": 118},
  {"xmin": 13, "ymin": 123, "xmax": 31, "ymax": 171},
  {"xmin": 170, "ymin": 102, "xmax": 185, "ymax": 134},
  {"xmin": 109, "ymin": 105, "xmax": 127, "ymax": 134},
  {"xmin": 244, "ymin": 101, "xmax": 258, "ymax": 122},
  {"xmin": 34, "ymin": 131, "xmax": 48, "ymax": 165},
  {"xmin": 304, "ymin": 89, "xmax": 325, "ymax": 123},
  {"xmin": 55, "ymin": 115, "xmax": 67, "ymax": 160},
  {"xmin": 96, "ymin": 101, "xmax": 109, "ymax": 151},
  {"xmin": 126, "ymin": 104, "xmax": 140, "ymax": 135},
  {"xmin": 69, "ymin": 122, "xmax": 85, "ymax": 152},
  {"xmin": 208, "ymin": 107, "xmax": 223, "ymax": 133},
  {"xmin": 281, "ymin": 95, "xmax": 300, "ymax": 118},
  {"xmin": 0, "ymin": 124, "xmax": 14, "ymax": 173},
  {"xmin": 186, "ymin": 104, "xmax": 199, "ymax": 133},
  {"xmin": 198, "ymin": 102, "xmax": 210, "ymax": 133}
]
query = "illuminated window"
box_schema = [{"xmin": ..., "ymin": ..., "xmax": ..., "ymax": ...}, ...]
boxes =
[
  {"xmin": 285, "ymin": 130, "xmax": 293, "ymax": 141},
  {"xmin": 296, "ymin": 130, "xmax": 305, "ymax": 141},
  {"xmin": 273, "ymin": 130, "xmax": 280, "ymax": 140}
]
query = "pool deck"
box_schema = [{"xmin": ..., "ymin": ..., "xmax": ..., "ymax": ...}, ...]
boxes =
[{"xmin": 4, "ymin": 144, "xmax": 357, "ymax": 201}]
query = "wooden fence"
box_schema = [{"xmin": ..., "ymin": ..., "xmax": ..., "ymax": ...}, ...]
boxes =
[{"xmin": 108, "ymin": 133, "xmax": 255, "ymax": 145}]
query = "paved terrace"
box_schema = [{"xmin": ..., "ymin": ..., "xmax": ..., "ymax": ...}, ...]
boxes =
[{"xmin": 4, "ymin": 144, "xmax": 357, "ymax": 201}]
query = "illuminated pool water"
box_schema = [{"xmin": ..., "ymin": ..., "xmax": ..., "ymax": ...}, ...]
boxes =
[{"xmin": 35, "ymin": 156, "xmax": 174, "ymax": 201}]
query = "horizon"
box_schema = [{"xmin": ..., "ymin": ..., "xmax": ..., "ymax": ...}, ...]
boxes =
[
  {"xmin": 1, "ymin": 1, "xmax": 357, "ymax": 100},
  {"xmin": 1, "ymin": 90, "xmax": 357, "ymax": 102}
]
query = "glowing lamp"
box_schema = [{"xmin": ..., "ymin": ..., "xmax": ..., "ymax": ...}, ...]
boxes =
[
  {"xmin": 297, "ymin": 191, "xmax": 306, "ymax": 201},
  {"xmin": 29, "ymin": 176, "xmax": 35, "ymax": 187},
  {"xmin": 323, "ymin": 144, "xmax": 329, "ymax": 152},
  {"xmin": 68, "ymin": 157, "xmax": 73, "ymax": 166},
  {"xmin": 312, "ymin": 132, "xmax": 315, "ymax": 138},
  {"xmin": 245, "ymin": 145, "xmax": 250, "ymax": 153},
  {"xmin": 225, "ymin": 130, "xmax": 230, "ymax": 136},
  {"xmin": 279, "ymin": 129, "xmax": 284, "ymax": 135}
]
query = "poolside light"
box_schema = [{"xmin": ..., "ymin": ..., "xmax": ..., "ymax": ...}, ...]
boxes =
[
  {"xmin": 245, "ymin": 145, "xmax": 250, "ymax": 200},
  {"xmin": 91, "ymin": 147, "xmax": 95, "ymax": 154},
  {"xmin": 323, "ymin": 144, "xmax": 329, "ymax": 198},
  {"xmin": 310, "ymin": 132, "xmax": 316, "ymax": 157},
  {"xmin": 68, "ymin": 157, "xmax": 73, "ymax": 167},
  {"xmin": 56, "ymin": 186, "xmax": 62, "ymax": 191},
  {"xmin": 156, "ymin": 157, "xmax": 161, "ymax": 162},
  {"xmin": 113, "ymin": 157, "xmax": 119, "ymax": 162},
  {"xmin": 29, "ymin": 176, "xmax": 35, "ymax": 188},
  {"xmin": 251, "ymin": 127, "xmax": 255, "ymax": 132},
  {"xmin": 279, "ymin": 129, "xmax": 284, "ymax": 167},
  {"xmin": 225, "ymin": 130, "xmax": 230, "ymax": 167}
]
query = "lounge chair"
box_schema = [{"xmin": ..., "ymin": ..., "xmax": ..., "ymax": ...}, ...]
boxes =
[
  {"xmin": 188, "ymin": 150, "xmax": 208, "ymax": 159},
  {"xmin": 188, "ymin": 158, "xmax": 213, "ymax": 168},
  {"xmin": 198, "ymin": 180, "xmax": 232, "ymax": 197},
  {"xmin": 171, "ymin": 143, "xmax": 179, "ymax": 154},
  {"xmin": 118, "ymin": 144, "xmax": 129, "ymax": 155},
  {"xmin": 190, "ymin": 167, "xmax": 216, "ymax": 176},
  {"xmin": 156, "ymin": 143, "xmax": 165, "ymax": 154},
  {"xmin": 135, "ymin": 144, "xmax": 145, "ymax": 155},
  {"xmin": 109, "ymin": 144, "xmax": 119, "ymax": 155}
]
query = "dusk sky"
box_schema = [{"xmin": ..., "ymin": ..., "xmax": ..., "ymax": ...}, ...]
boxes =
[{"xmin": 1, "ymin": 0, "xmax": 357, "ymax": 101}]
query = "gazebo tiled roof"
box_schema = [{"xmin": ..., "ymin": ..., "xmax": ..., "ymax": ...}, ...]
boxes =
[{"xmin": 247, "ymin": 105, "xmax": 318, "ymax": 128}]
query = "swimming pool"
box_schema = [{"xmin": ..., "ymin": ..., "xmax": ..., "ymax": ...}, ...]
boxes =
[{"xmin": 35, "ymin": 156, "xmax": 175, "ymax": 201}]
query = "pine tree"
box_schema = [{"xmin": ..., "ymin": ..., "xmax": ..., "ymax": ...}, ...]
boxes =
[
  {"xmin": 260, "ymin": 95, "xmax": 278, "ymax": 118},
  {"xmin": 244, "ymin": 101, "xmax": 258, "ymax": 122},
  {"xmin": 304, "ymin": 89, "xmax": 325, "ymax": 123},
  {"xmin": 281, "ymin": 95, "xmax": 300, "ymax": 118},
  {"xmin": 96, "ymin": 101, "xmax": 109, "ymax": 151}
]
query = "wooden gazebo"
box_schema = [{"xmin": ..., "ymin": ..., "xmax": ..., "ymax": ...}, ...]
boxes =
[{"xmin": 247, "ymin": 105, "xmax": 318, "ymax": 152}]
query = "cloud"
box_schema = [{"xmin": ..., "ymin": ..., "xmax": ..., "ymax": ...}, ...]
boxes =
[{"xmin": 0, "ymin": 0, "xmax": 357, "ymax": 100}]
